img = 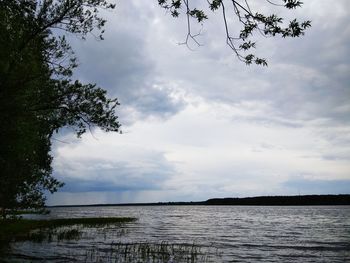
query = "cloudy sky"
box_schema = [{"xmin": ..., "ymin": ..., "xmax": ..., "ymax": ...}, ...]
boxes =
[{"xmin": 47, "ymin": 0, "xmax": 350, "ymax": 205}]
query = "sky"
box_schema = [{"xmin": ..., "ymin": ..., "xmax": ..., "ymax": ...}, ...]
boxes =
[{"xmin": 47, "ymin": 0, "xmax": 350, "ymax": 205}]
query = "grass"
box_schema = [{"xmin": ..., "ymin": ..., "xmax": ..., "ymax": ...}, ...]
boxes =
[
  {"xmin": 85, "ymin": 241, "xmax": 216, "ymax": 263},
  {"xmin": 8, "ymin": 209, "xmax": 50, "ymax": 215},
  {"xmin": 1, "ymin": 218, "xmax": 220, "ymax": 262},
  {"xmin": 24, "ymin": 227, "xmax": 83, "ymax": 243},
  {"xmin": 0, "ymin": 217, "xmax": 136, "ymax": 246},
  {"xmin": 56, "ymin": 228, "xmax": 82, "ymax": 240}
]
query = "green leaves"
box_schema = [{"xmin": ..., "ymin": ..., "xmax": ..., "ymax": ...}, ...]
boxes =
[
  {"xmin": 283, "ymin": 0, "xmax": 303, "ymax": 9},
  {"xmin": 188, "ymin": 9, "xmax": 207, "ymax": 23},
  {"xmin": 158, "ymin": 0, "xmax": 182, "ymax": 18},
  {"xmin": 49, "ymin": 81, "xmax": 121, "ymax": 138},
  {"xmin": 243, "ymin": 54, "xmax": 267, "ymax": 66},
  {"xmin": 239, "ymin": 41, "xmax": 256, "ymax": 51},
  {"xmin": 209, "ymin": 0, "xmax": 222, "ymax": 11},
  {"xmin": 0, "ymin": 0, "xmax": 120, "ymax": 216}
]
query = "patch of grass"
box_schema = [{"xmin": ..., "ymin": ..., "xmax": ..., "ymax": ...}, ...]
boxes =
[
  {"xmin": 8, "ymin": 209, "xmax": 50, "ymax": 216},
  {"xmin": 22, "ymin": 227, "xmax": 83, "ymax": 243},
  {"xmin": 56, "ymin": 228, "xmax": 81, "ymax": 241},
  {"xmin": 85, "ymin": 241, "xmax": 217, "ymax": 263},
  {"xmin": 0, "ymin": 217, "xmax": 136, "ymax": 246}
]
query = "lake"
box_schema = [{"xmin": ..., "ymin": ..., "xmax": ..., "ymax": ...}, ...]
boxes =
[{"xmin": 6, "ymin": 206, "xmax": 350, "ymax": 262}]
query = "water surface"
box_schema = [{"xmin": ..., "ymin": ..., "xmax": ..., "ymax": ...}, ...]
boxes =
[{"xmin": 7, "ymin": 206, "xmax": 350, "ymax": 262}]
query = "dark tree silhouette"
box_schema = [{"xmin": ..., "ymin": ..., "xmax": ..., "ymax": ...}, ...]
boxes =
[{"xmin": 0, "ymin": 0, "xmax": 119, "ymax": 217}]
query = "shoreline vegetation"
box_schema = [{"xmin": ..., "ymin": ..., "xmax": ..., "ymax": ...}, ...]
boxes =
[
  {"xmin": 0, "ymin": 217, "xmax": 214, "ymax": 262},
  {"xmin": 0, "ymin": 217, "xmax": 136, "ymax": 248},
  {"xmin": 49, "ymin": 194, "xmax": 350, "ymax": 207}
]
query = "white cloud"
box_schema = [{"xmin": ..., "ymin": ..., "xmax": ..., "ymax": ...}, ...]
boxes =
[{"xmin": 48, "ymin": 0, "xmax": 350, "ymax": 205}]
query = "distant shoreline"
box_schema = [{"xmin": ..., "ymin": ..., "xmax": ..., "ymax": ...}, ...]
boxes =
[{"xmin": 49, "ymin": 194, "xmax": 350, "ymax": 207}]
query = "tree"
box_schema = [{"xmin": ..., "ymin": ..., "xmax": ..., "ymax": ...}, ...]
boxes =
[
  {"xmin": 158, "ymin": 0, "xmax": 311, "ymax": 65},
  {"xmin": 0, "ymin": 0, "xmax": 119, "ymax": 217}
]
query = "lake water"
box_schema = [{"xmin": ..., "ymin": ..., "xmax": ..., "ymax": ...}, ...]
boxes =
[{"xmin": 6, "ymin": 206, "xmax": 350, "ymax": 262}]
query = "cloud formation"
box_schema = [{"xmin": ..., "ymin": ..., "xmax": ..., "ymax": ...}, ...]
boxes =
[{"xmin": 48, "ymin": 0, "xmax": 350, "ymax": 205}]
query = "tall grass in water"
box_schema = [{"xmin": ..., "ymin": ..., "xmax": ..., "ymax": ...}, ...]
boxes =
[
  {"xmin": 0, "ymin": 217, "xmax": 136, "ymax": 248},
  {"xmin": 26, "ymin": 227, "xmax": 83, "ymax": 243},
  {"xmin": 85, "ymin": 241, "xmax": 218, "ymax": 263}
]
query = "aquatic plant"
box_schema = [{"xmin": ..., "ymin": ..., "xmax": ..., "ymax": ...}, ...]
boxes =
[
  {"xmin": 0, "ymin": 217, "xmax": 136, "ymax": 245},
  {"xmin": 84, "ymin": 241, "xmax": 218, "ymax": 263}
]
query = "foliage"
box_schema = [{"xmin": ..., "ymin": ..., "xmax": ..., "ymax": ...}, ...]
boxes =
[
  {"xmin": 0, "ymin": 0, "xmax": 119, "ymax": 217},
  {"xmin": 158, "ymin": 0, "xmax": 311, "ymax": 65}
]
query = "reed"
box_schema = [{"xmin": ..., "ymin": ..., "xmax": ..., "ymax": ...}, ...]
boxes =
[
  {"xmin": 0, "ymin": 217, "xmax": 136, "ymax": 245},
  {"xmin": 85, "ymin": 241, "xmax": 217, "ymax": 263}
]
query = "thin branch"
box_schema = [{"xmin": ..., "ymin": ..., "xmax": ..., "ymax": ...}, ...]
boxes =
[
  {"xmin": 221, "ymin": 1, "xmax": 245, "ymax": 61},
  {"xmin": 178, "ymin": 0, "xmax": 202, "ymax": 49}
]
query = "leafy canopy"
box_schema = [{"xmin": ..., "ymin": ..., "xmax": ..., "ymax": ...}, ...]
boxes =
[{"xmin": 0, "ymin": 0, "xmax": 119, "ymax": 216}]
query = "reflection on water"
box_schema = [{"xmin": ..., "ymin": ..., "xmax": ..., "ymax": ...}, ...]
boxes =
[{"xmin": 6, "ymin": 206, "xmax": 350, "ymax": 262}]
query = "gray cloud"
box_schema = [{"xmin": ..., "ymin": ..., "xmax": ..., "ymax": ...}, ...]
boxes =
[
  {"xmin": 52, "ymin": 143, "xmax": 177, "ymax": 194},
  {"xmin": 67, "ymin": 2, "xmax": 185, "ymax": 125},
  {"xmin": 48, "ymin": 1, "xmax": 350, "ymax": 204},
  {"xmin": 63, "ymin": 1, "xmax": 350, "ymax": 129},
  {"xmin": 150, "ymin": 1, "xmax": 350, "ymax": 128}
]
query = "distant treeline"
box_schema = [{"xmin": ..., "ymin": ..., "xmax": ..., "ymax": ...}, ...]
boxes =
[
  {"xmin": 50, "ymin": 194, "xmax": 350, "ymax": 207},
  {"xmin": 203, "ymin": 194, "xmax": 350, "ymax": 206}
]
